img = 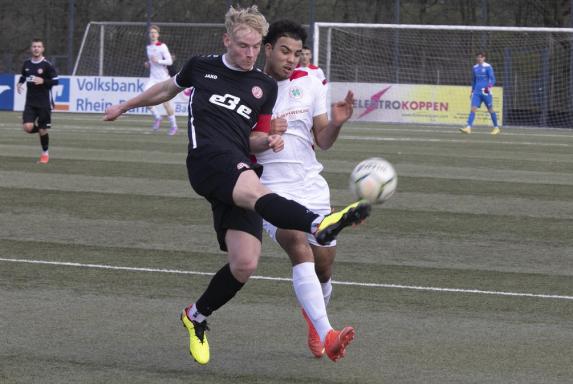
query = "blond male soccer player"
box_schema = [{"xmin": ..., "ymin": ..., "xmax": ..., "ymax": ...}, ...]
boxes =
[
  {"xmin": 17, "ymin": 39, "xmax": 59, "ymax": 164},
  {"xmin": 145, "ymin": 25, "xmax": 178, "ymax": 135},
  {"xmin": 254, "ymin": 20, "xmax": 355, "ymax": 362},
  {"xmin": 297, "ymin": 45, "xmax": 327, "ymax": 85},
  {"xmin": 104, "ymin": 6, "xmax": 370, "ymax": 365}
]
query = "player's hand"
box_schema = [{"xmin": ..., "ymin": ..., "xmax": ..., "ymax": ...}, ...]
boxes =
[
  {"xmin": 103, "ymin": 104, "xmax": 127, "ymax": 121},
  {"xmin": 267, "ymin": 134, "xmax": 284, "ymax": 152},
  {"xmin": 331, "ymin": 90, "xmax": 354, "ymax": 126},
  {"xmin": 16, "ymin": 83, "xmax": 23, "ymax": 94},
  {"xmin": 144, "ymin": 61, "xmax": 150, "ymax": 68},
  {"xmin": 270, "ymin": 117, "xmax": 287, "ymax": 135},
  {"xmin": 32, "ymin": 77, "xmax": 45, "ymax": 85}
]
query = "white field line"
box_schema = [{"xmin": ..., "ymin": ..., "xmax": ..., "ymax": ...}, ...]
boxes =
[
  {"xmin": 339, "ymin": 135, "xmax": 570, "ymax": 147},
  {"xmin": 347, "ymin": 126, "xmax": 573, "ymax": 138},
  {"xmin": 1, "ymin": 257, "xmax": 572, "ymax": 301}
]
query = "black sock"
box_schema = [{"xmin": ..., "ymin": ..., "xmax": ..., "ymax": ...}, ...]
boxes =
[
  {"xmin": 195, "ymin": 264, "xmax": 245, "ymax": 317},
  {"xmin": 40, "ymin": 133, "xmax": 49, "ymax": 151},
  {"xmin": 254, "ymin": 193, "xmax": 319, "ymax": 234}
]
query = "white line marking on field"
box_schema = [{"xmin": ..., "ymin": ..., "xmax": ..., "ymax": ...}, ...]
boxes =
[
  {"xmin": 2, "ymin": 258, "xmax": 572, "ymax": 301},
  {"xmin": 339, "ymin": 135, "xmax": 570, "ymax": 147},
  {"xmin": 351, "ymin": 126, "xmax": 573, "ymax": 138}
]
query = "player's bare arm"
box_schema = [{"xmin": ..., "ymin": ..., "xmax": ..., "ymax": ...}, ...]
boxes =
[
  {"xmin": 103, "ymin": 78, "xmax": 180, "ymax": 121},
  {"xmin": 249, "ymin": 131, "xmax": 284, "ymax": 153},
  {"xmin": 312, "ymin": 90, "xmax": 354, "ymax": 150}
]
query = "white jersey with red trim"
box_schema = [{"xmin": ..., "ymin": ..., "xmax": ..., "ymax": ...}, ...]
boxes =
[
  {"xmin": 146, "ymin": 42, "xmax": 173, "ymax": 81},
  {"xmin": 258, "ymin": 70, "xmax": 328, "ymax": 189},
  {"xmin": 297, "ymin": 64, "xmax": 327, "ymax": 85}
]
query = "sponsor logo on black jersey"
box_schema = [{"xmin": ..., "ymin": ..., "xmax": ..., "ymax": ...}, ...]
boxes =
[{"xmin": 209, "ymin": 93, "xmax": 252, "ymax": 119}]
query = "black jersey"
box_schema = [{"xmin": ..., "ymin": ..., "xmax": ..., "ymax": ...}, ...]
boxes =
[
  {"xmin": 174, "ymin": 55, "xmax": 277, "ymax": 156},
  {"xmin": 18, "ymin": 58, "xmax": 59, "ymax": 108}
]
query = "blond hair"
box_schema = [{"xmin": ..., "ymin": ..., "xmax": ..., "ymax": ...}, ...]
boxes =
[
  {"xmin": 149, "ymin": 24, "xmax": 160, "ymax": 33},
  {"xmin": 225, "ymin": 5, "xmax": 269, "ymax": 37}
]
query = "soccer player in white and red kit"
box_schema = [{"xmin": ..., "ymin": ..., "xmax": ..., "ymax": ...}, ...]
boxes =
[
  {"xmin": 254, "ymin": 20, "xmax": 356, "ymax": 362},
  {"xmin": 297, "ymin": 45, "xmax": 327, "ymax": 85},
  {"xmin": 145, "ymin": 25, "xmax": 178, "ymax": 135}
]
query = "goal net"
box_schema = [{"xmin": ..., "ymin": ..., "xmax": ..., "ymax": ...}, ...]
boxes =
[
  {"xmin": 73, "ymin": 22, "xmax": 228, "ymax": 77},
  {"xmin": 314, "ymin": 23, "xmax": 573, "ymax": 128}
]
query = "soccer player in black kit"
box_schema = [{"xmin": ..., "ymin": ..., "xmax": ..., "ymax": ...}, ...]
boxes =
[
  {"xmin": 17, "ymin": 39, "xmax": 59, "ymax": 164},
  {"xmin": 104, "ymin": 5, "xmax": 370, "ymax": 365}
]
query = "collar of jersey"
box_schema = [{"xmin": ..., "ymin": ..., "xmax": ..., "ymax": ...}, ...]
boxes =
[{"xmin": 31, "ymin": 57, "xmax": 45, "ymax": 64}]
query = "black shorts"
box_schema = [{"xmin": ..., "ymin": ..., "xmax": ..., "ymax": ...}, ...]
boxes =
[
  {"xmin": 187, "ymin": 148, "xmax": 264, "ymax": 252},
  {"xmin": 22, "ymin": 105, "xmax": 52, "ymax": 129}
]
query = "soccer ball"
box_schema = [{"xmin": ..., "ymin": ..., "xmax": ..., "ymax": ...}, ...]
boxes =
[{"xmin": 349, "ymin": 157, "xmax": 397, "ymax": 204}]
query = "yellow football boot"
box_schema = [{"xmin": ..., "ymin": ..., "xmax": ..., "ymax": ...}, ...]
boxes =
[
  {"xmin": 491, "ymin": 127, "xmax": 501, "ymax": 135},
  {"xmin": 181, "ymin": 306, "xmax": 210, "ymax": 365},
  {"xmin": 459, "ymin": 126, "xmax": 471, "ymax": 134},
  {"xmin": 314, "ymin": 200, "xmax": 371, "ymax": 245}
]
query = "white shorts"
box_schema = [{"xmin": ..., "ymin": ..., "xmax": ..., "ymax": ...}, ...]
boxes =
[{"xmin": 262, "ymin": 173, "xmax": 336, "ymax": 247}]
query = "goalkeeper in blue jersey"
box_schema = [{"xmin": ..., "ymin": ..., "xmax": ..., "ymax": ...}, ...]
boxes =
[{"xmin": 460, "ymin": 52, "xmax": 500, "ymax": 135}]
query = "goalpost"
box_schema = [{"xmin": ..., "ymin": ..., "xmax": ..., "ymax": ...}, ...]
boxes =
[
  {"xmin": 73, "ymin": 22, "xmax": 227, "ymax": 77},
  {"xmin": 314, "ymin": 23, "xmax": 573, "ymax": 128}
]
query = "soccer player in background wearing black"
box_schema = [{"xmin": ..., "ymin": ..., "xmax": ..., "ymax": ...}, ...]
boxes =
[
  {"xmin": 17, "ymin": 38, "xmax": 59, "ymax": 164},
  {"xmin": 104, "ymin": 5, "xmax": 370, "ymax": 365}
]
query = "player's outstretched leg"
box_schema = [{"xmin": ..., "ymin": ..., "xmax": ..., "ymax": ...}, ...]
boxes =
[
  {"xmin": 314, "ymin": 200, "xmax": 371, "ymax": 246},
  {"xmin": 181, "ymin": 304, "xmax": 210, "ymax": 365}
]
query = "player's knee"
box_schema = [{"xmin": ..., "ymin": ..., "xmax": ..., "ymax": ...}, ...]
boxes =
[
  {"xmin": 230, "ymin": 257, "xmax": 259, "ymax": 280},
  {"xmin": 315, "ymin": 265, "xmax": 332, "ymax": 282},
  {"xmin": 22, "ymin": 123, "xmax": 34, "ymax": 133}
]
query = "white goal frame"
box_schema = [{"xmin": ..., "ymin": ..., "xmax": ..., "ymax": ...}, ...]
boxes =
[{"xmin": 313, "ymin": 23, "xmax": 573, "ymax": 128}]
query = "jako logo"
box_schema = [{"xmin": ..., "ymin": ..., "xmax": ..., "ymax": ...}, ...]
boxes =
[{"xmin": 204, "ymin": 74, "xmax": 218, "ymax": 79}]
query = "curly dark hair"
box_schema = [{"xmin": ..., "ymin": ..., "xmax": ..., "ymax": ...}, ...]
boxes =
[{"xmin": 263, "ymin": 19, "xmax": 307, "ymax": 46}]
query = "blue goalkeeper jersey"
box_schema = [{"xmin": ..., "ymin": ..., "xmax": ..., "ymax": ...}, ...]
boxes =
[{"xmin": 472, "ymin": 62, "xmax": 495, "ymax": 92}]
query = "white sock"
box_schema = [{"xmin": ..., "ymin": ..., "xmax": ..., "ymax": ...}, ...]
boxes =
[
  {"xmin": 168, "ymin": 114, "xmax": 177, "ymax": 127},
  {"xmin": 187, "ymin": 303, "xmax": 206, "ymax": 323},
  {"xmin": 321, "ymin": 279, "xmax": 333, "ymax": 306},
  {"xmin": 149, "ymin": 106, "xmax": 161, "ymax": 120},
  {"xmin": 293, "ymin": 262, "xmax": 332, "ymax": 343}
]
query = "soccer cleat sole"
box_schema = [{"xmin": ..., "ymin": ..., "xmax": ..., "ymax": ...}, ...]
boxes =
[{"xmin": 315, "ymin": 203, "xmax": 371, "ymax": 245}]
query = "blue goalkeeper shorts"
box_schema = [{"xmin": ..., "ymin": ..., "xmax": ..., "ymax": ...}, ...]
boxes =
[{"xmin": 471, "ymin": 92, "xmax": 493, "ymax": 109}]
